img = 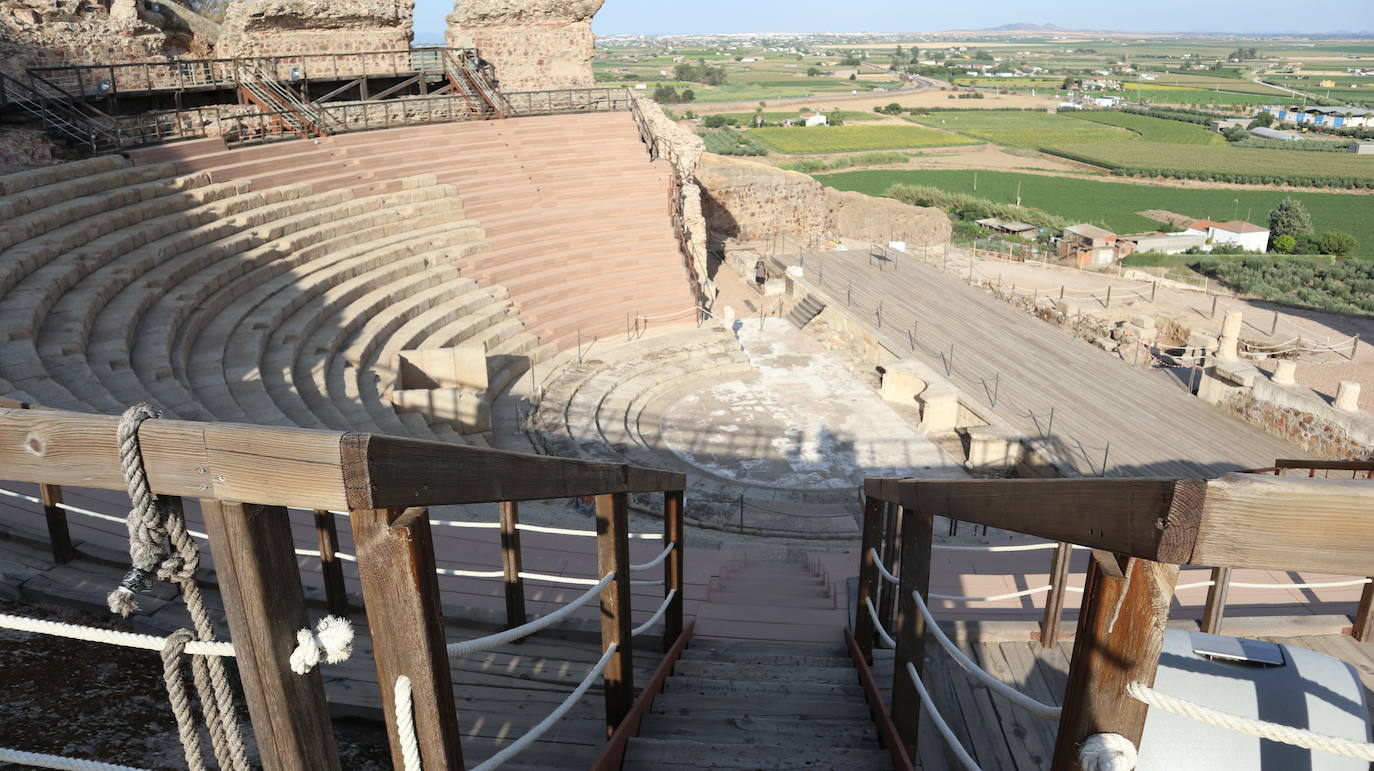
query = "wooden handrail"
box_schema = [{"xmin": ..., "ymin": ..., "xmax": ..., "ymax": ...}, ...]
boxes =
[
  {"xmin": 0, "ymin": 408, "xmax": 684, "ymax": 511},
  {"xmin": 590, "ymin": 622, "xmax": 696, "ymax": 771},
  {"xmin": 843, "ymin": 627, "xmax": 916, "ymax": 771}
]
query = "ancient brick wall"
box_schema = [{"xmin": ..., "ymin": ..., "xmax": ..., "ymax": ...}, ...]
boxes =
[
  {"xmin": 446, "ymin": 0, "xmax": 602, "ymax": 90},
  {"xmin": 0, "ymin": 0, "xmax": 172, "ymax": 78},
  {"xmin": 218, "ymin": 0, "xmax": 414, "ymax": 59},
  {"xmin": 1221, "ymin": 392, "xmax": 1372, "ymax": 460}
]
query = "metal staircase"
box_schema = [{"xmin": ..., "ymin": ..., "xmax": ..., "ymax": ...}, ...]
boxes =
[
  {"xmin": 442, "ymin": 50, "xmax": 512, "ymax": 118},
  {"xmin": 0, "ymin": 73, "xmax": 125, "ymax": 153},
  {"xmin": 235, "ymin": 62, "xmax": 341, "ymax": 138}
]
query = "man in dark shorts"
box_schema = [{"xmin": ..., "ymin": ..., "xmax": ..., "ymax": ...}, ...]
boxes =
[{"xmin": 754, "ymin": 259, "xmax": 767, "ymax": 292}]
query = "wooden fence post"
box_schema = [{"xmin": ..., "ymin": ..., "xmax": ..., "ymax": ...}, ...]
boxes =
[
  {"xmin": 499, "ymin": 501, "xmax": 526, "ymax": 631},
  {"xmin": 663, "ymin": 490, "xmax": 685, "ymax": 652},
  {"xmin": 1051, "ymin": 553, "xmax": 1180, "ymax": 771},
  {"xmin": 596, "ymin": 492, "xmax": 634, "ymax": 737},
  {"xmin": 890, "ymin": 505, "xmax": 935, "ymax": 757},
  {"xmin": 312, "ymin": 509, "xmax": 348, "ymax": 617},
  {"xmin": 1201, "ymin": 566, "xmax": 1231, "ymax": 635},
  {"xmin": 1352, "ymin": 580, "xmax": 1374, "ymax": 642},
  {"xmin": 200, "ymin": 501, "xmax": 340, "ymax": 771},
  {"xmin": 39, "ymin": 483, "xmax": 75, "ymax": 563},
  {"xmin": 352, "ymin": 507, "xmax": 465, "ymax": 770},
  {"xmin": 1040, "ymin": 542, "xmax": 1072, "ymax": 647},
  {"xmin": 877, "ymin": 502, "xmax": 901, "ymax": 631},
  {"xmin": 855, "ymin": 495, "xmax": 886, "ymax": 664}
]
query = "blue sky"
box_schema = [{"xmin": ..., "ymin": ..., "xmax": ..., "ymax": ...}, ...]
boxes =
[{"xmin": 414, "ymin": 0, "xmax": 1374, "ymax": 41}]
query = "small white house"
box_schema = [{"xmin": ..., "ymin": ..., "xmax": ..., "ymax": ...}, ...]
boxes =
[
  {"xmin": 1185, "ymin": 220, "xmax": 1271, "ymax": 253},
  {"xmin": 804, "ymin": 114, "xmax": 829, "ymax": 127}
]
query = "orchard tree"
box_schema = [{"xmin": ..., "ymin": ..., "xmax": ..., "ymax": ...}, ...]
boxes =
[
  {"xmin": 1267, "ymin": 197, "xmax": 1313, "ymax": 247},
  {"xmin": 1318, "ymin": 231, "xmax": 1358, "ymax": 257}
]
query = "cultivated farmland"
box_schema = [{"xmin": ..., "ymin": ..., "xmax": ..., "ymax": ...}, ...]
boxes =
[
  {"xmin": 1043, "ymin": 141, "xmax": 1374, "ymax": 188},
  {"xmin": 748, "ymin": 125, "xmax": 978, "ymax": 154},
  {"xmin": 815, "ymin": 169, "xmax": 1374, "ymax": 258},
  {"xmin": 1068, "ymin": 111, "xmax": 1226, "ymax": 145},
  {"xmin": 907, "ymin": 111, "xmax": 1132, "ymax": 148}
]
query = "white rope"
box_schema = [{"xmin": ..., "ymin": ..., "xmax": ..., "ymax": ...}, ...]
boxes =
[
  {"xmin": 468, "ymin": 644, "xmax": 618, "ymax": 771},
  {"xmin": 870, "ymin": 547, "xmax": 899, "ymax": 585},
  {"xmin": 289, "ymin": 616, "xmax": 353, "ymax": 675},
  {"xmin": 863, "ymin": 597, "xmax": 896, "ymax": 648},
  {"xmin": 931, "ymin": 585, "xmax": 1055, "ymax": 603},
  {"xmin": 912, "ymin": 590, "xmax": 1062, "ymax": 720},
  {"xmin": 1078, "ymin": 733, "xmax": 1138, "ymax": 771},
  {"xmin": 932, "ymin": 541, "xmax": 1084, "ymax": 553},
  {"xmin": 1231, "ymin": 578, "xmax": 1372, "ymax": 590},
  {"xmin": 447, "ymin": 573, "xmax": 613, "ymax": 657},
  {"xmin": 393, "ymin": 676, "xmax": 422, "ymax": 771},
  {"xmin": 0, "ymin": 612, "xmax": 235, "ymax": 656},
  {"xmin": 904, "ymin": 661, "xmax": 981, "ymax": 771},
  {"xmin": 0, "ymin": 748, "xmax": 151, "ymax": 771},
  {"xmin": 1127, "ymin": 681, "xmax": 1374, "ymax": 761},
  {"xmin": 436, "ymin": 567, "xmax": 504, "ymax": 578},
  {"xmin": 631, "ymin": 590, "xmax": 678, "ymax": 637},
  {"xmin": 630, "ymin": 543, "xmax": 674, "ymax": 572}
]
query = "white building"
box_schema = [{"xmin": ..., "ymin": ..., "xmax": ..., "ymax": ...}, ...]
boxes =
[
  {"xmin": 804, "ymin": 114, "xmax": 829, "ymax": 127},
  {"xmin": 1184, "ymin": 220, "xmax": 1270, "ymax": 253}
]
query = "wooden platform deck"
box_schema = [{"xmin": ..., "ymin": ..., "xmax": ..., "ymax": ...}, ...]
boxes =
[
  {"xmin": 782, "ymin": 249, "xmax": 1302, "ymax": 477},
  {"xmin": 874, "ymin": 632, "xmax": 1374, "ymax": 770}
]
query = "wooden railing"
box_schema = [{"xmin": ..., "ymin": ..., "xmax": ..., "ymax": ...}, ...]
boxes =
[
  {"xmin": 0, "ymin": 407, "xmax": 687, "ymax": 769},
  {"xmin": 855, "ymin": 472, "xmax": 1374, "ymax": 769}
]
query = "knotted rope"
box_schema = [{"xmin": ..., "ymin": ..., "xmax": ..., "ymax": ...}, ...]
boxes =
[
  {"xmin": 1078, "ymin": 733, "xmax": 1138, "ymax": 771},
  {"xmin": 108, "ymin": 404, "xmax": 250, "ymax": 771},
  {"xmin": 290, "ymin": 616, "xmax": 354, "ymax": 674}
]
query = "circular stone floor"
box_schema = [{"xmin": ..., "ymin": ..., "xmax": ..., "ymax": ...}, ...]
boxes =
[{"xmin": 658, "ymin": 319, "xmax": 965, "ymax": 490}]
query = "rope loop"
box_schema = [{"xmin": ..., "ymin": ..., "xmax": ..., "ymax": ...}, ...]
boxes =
[
  {"xmin": 1078, "ymin": 733, "xmax": 1138, "ymax": 771},
  {"xmin": 290, "ymin": 616, "xmax": 355, "ymax": 674}
]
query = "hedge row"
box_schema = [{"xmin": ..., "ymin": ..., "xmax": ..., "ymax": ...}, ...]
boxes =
[
  {"xmin": 1039, "ymin": 147, "xmax": 1374, "ymax": 190},
  {"xmin": 883, "ymin": 183, "xmax": 1070, "ymax": 233}
]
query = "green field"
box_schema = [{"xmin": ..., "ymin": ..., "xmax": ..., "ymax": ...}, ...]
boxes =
[
  {"xmin": 748, "ymin": 125, "xmax": 978, "ymax": 154},
  {"xmin": 709, "ymin": 110, "xmax": 883, "ymax": 124},
  {"xmin": 1044, "ymin": 141, "xmax": 1374, "ymax": 187},
  {"xmin": 814, "ymin": 169, "xmax": 1374, "ymax": 258},
  {"xmin": 1068, "ymin": 111, "xmax": 1226, "ymax": 145},
  {"xmin": 907, "ymin": 111, "xmax": 1130, "ymax": 148}
]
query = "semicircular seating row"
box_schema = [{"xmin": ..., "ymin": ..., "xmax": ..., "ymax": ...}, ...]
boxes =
[
  {"xmin": 528, "ymin": 329, "xmax": 863, "ymax": 538},
  {"xmin": 0, "ymin": 111, "xmax": 698, "ymax": 445}
]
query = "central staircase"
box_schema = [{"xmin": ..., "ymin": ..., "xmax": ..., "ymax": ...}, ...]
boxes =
[{"xmin": 621, "ymin": 557, "xmax": 893, "ymax": 769}]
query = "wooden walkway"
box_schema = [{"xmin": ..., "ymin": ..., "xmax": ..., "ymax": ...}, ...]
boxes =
[
  {"xmin": 783, "ymin": 249, "xmax": 1302, "ymax": 477},
  {"xmin": 876, "ymin": 632, "xmax": 1374, "ymax": 770}
]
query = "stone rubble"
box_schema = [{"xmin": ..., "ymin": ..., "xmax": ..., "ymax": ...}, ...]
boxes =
[{"xmin": 446, "ymin": 0, "xmax": 603, "ymax": 90}]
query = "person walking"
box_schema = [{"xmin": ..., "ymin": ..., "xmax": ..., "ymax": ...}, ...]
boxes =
[{"xmin": 754, "ymin": 258, "xmax": 768, "ymax": 293}]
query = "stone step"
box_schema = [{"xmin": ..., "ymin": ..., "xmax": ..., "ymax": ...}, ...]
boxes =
[
  {"xmin": 622, "ymin": 738, "xmax": 893, "ymax": 770},
  {"xmin": 669, "ymin": 661, "xmax": 860, "ymax": 685}
]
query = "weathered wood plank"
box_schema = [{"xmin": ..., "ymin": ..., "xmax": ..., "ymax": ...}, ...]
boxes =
[
  {"xmin": 1052, "ymin": 556, "xmax": 1180, "ymax": 770},
  {"xmin": 1201, "ymin": 566, "xmax": 1231, "ymax": 635},
  {"xmin": 1194, "ymin": 473, "xmax": 1374, "ymax": 575},
  {"xmin": 663, "ymin": 490, "xmax": 685, "ymax": 652},
  {"xmin": 596, "ymin": 492, "xmax": 634, "ymax": 737},
  {"xmin": 499, "ymin": 501, "xmax": 526, "ymax": 631},
  {"xmin": 890, "ymin": 507, "xmax": 934, "ymax": 756},
  {"xmin": 1039, "ymin": 543, "xmax": 1072, "ymax": 647},
  {"xmin": 39, "ymin": 483, "xmax": 74, "ymax": 564},
  {"xmin": 893, "ymin": 478, "xmax": 1205, "ymax": 565},
  {"xmin": 313, "ymin": 509, "xmax": 348, "ymax": 618},
  {"xmin": 855, "ymin": 495, "xmax": 886, "ymax": 663},
  {"xmin": 200, "ymin": 500, "xmax": 339, "ymax": 771},
  {"xmin": 352, "ymin": 507, "xmax": 465, "ymax": 770}
]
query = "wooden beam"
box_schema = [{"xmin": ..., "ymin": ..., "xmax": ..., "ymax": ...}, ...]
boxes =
[
  {"xmin": 499, "ymin": 501, "xmax": 526, "ymax": 631},
  {"xmin": 39, "ymin": 483, "xmax": 75, "ymax": 563},
  {"xmin": 877, "ymin": 502, "xmax": 900, "ymax": 632},
  {"xmin": 313, "ymin": 509, "xmax": 348, "ymax": 618},
  {"xmin": 1200, "ymin": 566, "xmax": 1231, "ymax": 635},
  {"xmin": 854, "ymin": 495, "xmax": 886, "ymax": 663},
  {"xmin": 1193, "ymin": 473, "xmax": 1374, "ymax": 575},
  {"xmin": 663, "ymin": 490, "xmax": 685, "ymax": 652},
  {"xmin": 200, "ymin": 501, "xmax": 339, "ymax": 771},
  {"xmin": 1352, "ymin": 581, "xmax": 1374, "ymax": 642},
  {"xmin": 889, "ymin": 506, "xmax": 934, "ymax": 757},
  {"xmin": 1039, "ymin": 542, "xmax": 1072, "ymax": 647},
  {"xmin": 352, "ymin": 507, "xmax": 465, "ymax": 770},
  {"xmin": 589, "ymin": 622, "xmax": 695, "ymax": 771},
  {"xmin": 1051, "ymin": 556, "xmax": 1180, "ymax": 771},
  {"xmin": 894, "ymin": 478, "xmax": 1205, "ymax": 565},
  {"xmin": 844, "ymin": 627, "xmax": 917, "ymax": 771},
  {"xmin": 339, "ymin": 433, "xmax": 685, "ymax": 509},
  {"xmin": 0, "ymin": 410, "xmax": 683, "ymax": 512},
  {"xmin": 596, "ymin": 493, "xmax": 634, "ymax": 738}
]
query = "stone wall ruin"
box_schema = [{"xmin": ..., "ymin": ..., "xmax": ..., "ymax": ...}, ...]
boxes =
[
  {"xmin": 217, "ymin": 0, "xmax": 415, "ymax": 59},
  {"xmin": 446, "ymin": 0, "xmax": 603, "ymax": 91}
]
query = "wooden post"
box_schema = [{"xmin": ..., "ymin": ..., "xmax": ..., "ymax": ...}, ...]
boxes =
[
  {"xmin": 855, "ymin": 495, "xmax": 886, "ymax": 664},
  {"xmin": 499, "ymin": 501, "xmax": 527, "ymax": 631},
  {"xmin": 663, "ymin": 490, "xmax": 686, "ymax": 652},
  {"xmin": 596, "ymin": 493, "xmax": 635, "ymax": 737},
  {"xmin": 313, "ymin": 509, "xmax": 348, "ymax": 617},
  {"xmin": 1039, "ymin": 542, "xmax": 1072, "ymax": 647},
  {"xmin": 890, "ymin": 505, "xmax": 935, "ymax": 757},
  {"xmin": 877, "ymin": 502, "xmax": 900, "ymax": 631},
  {"xmin": 200, "ymin": 501, "xmax": 340, "ymax": 771},
  {"xmin": 1352, "ymin": 580, "xmax": 1374, "ymax": 642},
  {"xmin": 39, "ymin": 483, "xmax": 75, "ymax": 563},
  {"xmin": 1051, "ymin": 554, "xmax": 1180, "ymax": 771},
  {"xmin": 1200, "ymin": 566, "xmax": 1231, "ymax": 635},
  {"xmin": 352, "ymin": 507, "xmax": 465, "ymax": 770}
]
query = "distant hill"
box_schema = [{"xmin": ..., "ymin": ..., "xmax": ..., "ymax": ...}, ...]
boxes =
[{"xmin": 982, "ymin": 23, "xmax": 1073, "ymax": 32}]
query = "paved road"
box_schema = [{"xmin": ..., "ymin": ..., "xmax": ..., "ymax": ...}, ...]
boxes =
[{"xmin": 782, "ymin": 248, "xmax": 1304, "ymax": 477}]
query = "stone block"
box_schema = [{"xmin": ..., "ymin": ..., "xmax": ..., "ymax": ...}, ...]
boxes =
[
  {"xmin": 1214, "ymin": 360, "xmax": 1259, "ymax": 388},
  {"xmin": 390, "ymin": 387, "xmax": 491, "ymax": 433},
  {"xmin": 1273, "ymin": 359, "xmax": 1297, "ymax": 385},
  {"xmin": 397, "ymin": 346, "xmax": 488, "ymax": 391},
  {"xmin": 964, "ymin": 426, "xmax": 1026, "ymax": 471},
  {"xmin": 1336, "ymin": 381, "xmax": 1361, "ymax": 412}
]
